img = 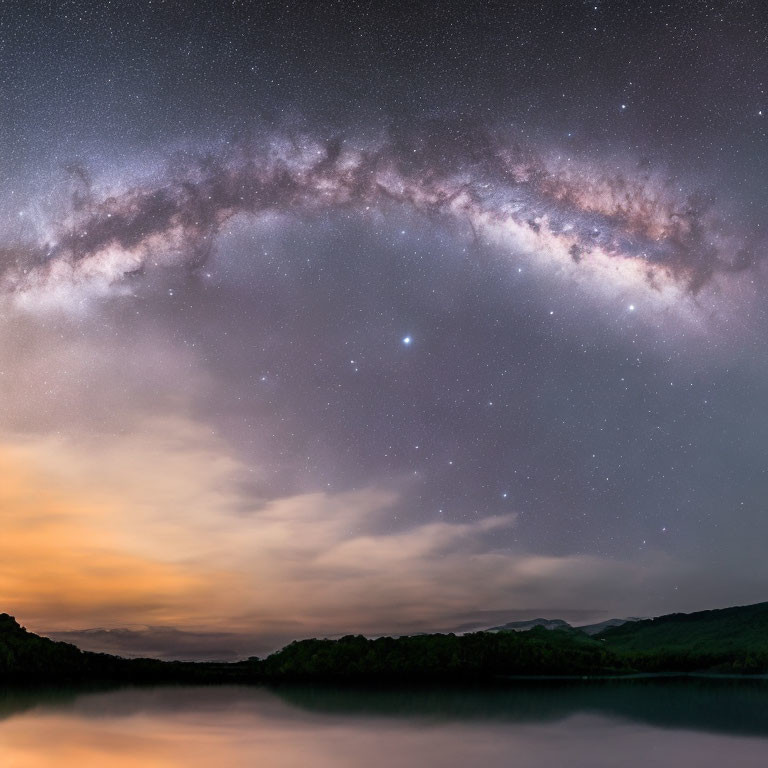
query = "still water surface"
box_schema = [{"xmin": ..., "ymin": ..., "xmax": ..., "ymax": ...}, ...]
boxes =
[{"xmin": 1, "ymin": 680, "xmax": 767, "ymax": 767}]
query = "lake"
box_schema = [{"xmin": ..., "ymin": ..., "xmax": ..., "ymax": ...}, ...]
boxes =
[{"xmin": 1, "ymin": 680, "xmax": 767, "ymax": 766}]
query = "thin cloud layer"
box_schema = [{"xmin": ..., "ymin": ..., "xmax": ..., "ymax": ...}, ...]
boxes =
[{"xmin": 0, "ymin": 420, "xmax": 704, "ymax": 656}]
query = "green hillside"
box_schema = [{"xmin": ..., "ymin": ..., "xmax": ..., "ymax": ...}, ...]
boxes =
[{"xmin": 597, "ymin": 602, "xmax": 768, "ymax": 673}]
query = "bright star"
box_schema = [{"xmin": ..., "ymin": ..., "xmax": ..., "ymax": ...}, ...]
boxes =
[
  {"xmin": 628, "ymin": 304, "xmax": 635, "ymax": 311},
  {"xmin": 402, "ymin": 336, "xmax": 412, "ymax": 345}
]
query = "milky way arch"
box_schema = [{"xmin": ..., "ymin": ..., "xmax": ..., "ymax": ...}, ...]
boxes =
[{"xmin": 2, "ymin": 129, "xmax": 758, "ymax": 312}]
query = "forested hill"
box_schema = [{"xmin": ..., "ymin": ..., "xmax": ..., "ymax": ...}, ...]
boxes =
[
  {"xmin": 0, "ymin": 613, "xmax": 249, "ymax": 684},
  {"xmin": 0, "ymin": 612, "xmax": 129, "ymax": 683},
  {"xmin": 0, "ymin": 613, "xmax": 622, "ymax": 683},
  {"xmin": 3, "ymin": 601, "xmax": 768, "ymax": 686},
  {"xmin": 258, "ymin": 628, "xmax": 623, "ymax": 680},
  {"xmin": 596, "ymin": 602, "xmax": 768, "ymax": 673}
]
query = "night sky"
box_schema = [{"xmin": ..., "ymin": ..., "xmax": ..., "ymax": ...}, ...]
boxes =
[{"xmin": 2, "ymin": 0, "xmax": 768, "ymax": 659}]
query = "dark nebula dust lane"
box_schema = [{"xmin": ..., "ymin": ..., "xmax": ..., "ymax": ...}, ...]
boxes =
[{"xmin": 4, "ymin": 128, "xmax": 761, "ymax": 315}]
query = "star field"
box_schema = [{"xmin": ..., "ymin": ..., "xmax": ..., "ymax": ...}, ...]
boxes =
[{"xmin": 1, "ymin": 0, "xmax": 768, "ymax": 656}]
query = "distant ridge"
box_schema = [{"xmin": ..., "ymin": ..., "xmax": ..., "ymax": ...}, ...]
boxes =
[
  {"xmin": 487, "ymin": 618, "xmax": 574, "ymax": 632},
  {"xmin": 577, "ymin": 618, "xmax": 644, "ymax": 635},
  {"xmin": 482, "ymin": 617, "xmax": 645, "ymax": 636}
]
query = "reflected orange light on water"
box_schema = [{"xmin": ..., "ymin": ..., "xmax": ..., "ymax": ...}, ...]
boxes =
[{"xmin": 1, "ymin": 687, "xmax": 767, "ymax": 768}]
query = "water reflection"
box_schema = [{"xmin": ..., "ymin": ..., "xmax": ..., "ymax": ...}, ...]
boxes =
[
  {"xmin": 0, "ymin": 681, "xmax": 766, "ymax": 767},
  {"xmin": 277, "ymin": 678, "xmax": 768, "ymax": 736}
]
